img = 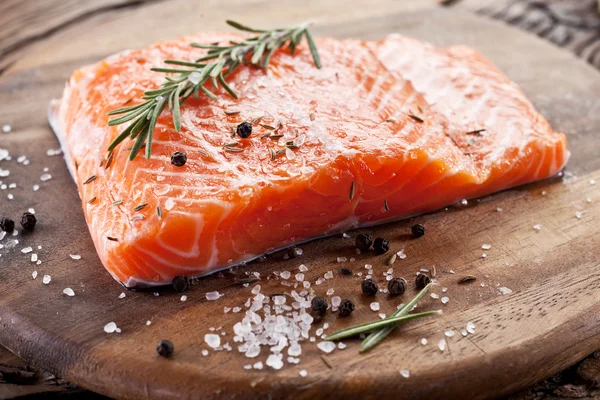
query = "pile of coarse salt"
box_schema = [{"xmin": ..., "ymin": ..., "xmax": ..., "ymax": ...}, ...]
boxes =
[{"xmin": 221, "ymin": 283, "xmax": 317, "ymax": 370}]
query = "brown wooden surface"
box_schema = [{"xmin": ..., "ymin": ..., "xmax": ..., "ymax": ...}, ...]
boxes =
[{"xmin": 1, "ymin": 1, "xmax": 600, "ymax": 399}]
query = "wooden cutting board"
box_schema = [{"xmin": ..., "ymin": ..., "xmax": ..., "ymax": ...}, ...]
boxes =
[{"xmin": 1, "ymin": 2, "xmax": 600, "ymax": 399}]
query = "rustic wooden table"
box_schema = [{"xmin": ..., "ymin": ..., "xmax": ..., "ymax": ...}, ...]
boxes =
[{"xmin": 1, "ymin": 0, "xmax": 599, "ymax": 399}]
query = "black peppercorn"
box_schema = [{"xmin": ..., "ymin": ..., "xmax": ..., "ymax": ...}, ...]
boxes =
[
  {"xmin": 20, "ymin": 213, "xmax": 36, "ymax": 231},
  {"xmin": 311, "ymin": 296, "xmax": 328, "ymax": 316},
  {"xmin": 388, "ymin": 277, "xmax": 407, "ymax": 296},
  {"xmin": 361, "ymin": 278, "xmax": 378, "ymax": 296},
  {"xmin": 415, "ymin": 273, "xmax": 431, "ymax": 290},
  {"xmin": 373, "ymin": 237, "xmax": 390, "ymax": 254},
  {"xmin": 411, "ymin": 224, "xmax": 426, "ymax": 238},
  {"xmin": 355, "ymin": 233, "xmax": 373, "ymax": 252},
  {"xmin": 338, "ymin": 299, "xmax": 355, "ymax": 317},
  {"xmin": 0, "ymin": 217, "xmax": 15, "ymax": 232},
  {"xmin": 340, "ymin": 267, "xmax": 352, "ymax": 276},
  {"xmin": 156, "ymin": 340, "xmax": 174, "ymax": 357},
  {"xmin": 171, "ymin": 151, "xmax": 187, "ymax": 167},
  {"xmin": 236, "ymin": 121, "xmax": 253, "ymax": 138},
  {"xmin": 171, "ymin": 276, "xmax": 189, "ymax": 293}
]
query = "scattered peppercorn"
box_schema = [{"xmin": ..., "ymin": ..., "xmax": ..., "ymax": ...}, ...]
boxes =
[
  {"xmin": 340, "ymin": 267, "xmax": 353, "ymax": 276},
  {"xmin": 411, "ymin": 224, "xmax": 426, "ymax": 238},
  {"xmin": 373, "ymin": 237, "xmax": 390, "ymax": 254},
  {"xmin": 355, "ymin": 233, "xmax": 373, "ymax": 251},
  {"xmin": 171, "ymin": 151, "xmax": 187, "ymax": 167},
  {"xmin": 156, "ymin": 340, "xmax": 174, "ymax": 357},
  {"xmin": 415, "ymin": 273, "xmax": 431, "ymax": 290},
  {"xmin": 361, "ymin": 278, "xmax": 378, "ymax": 296},
  {"xmin": 311, "ymin": 296, "xmax": 328, "ymax": 316},
  {"xmin": 388, "ymin": 278, "xmax": 407, "ymax": 296},
  {"xmin": 20, "ymin": 212, "xmax": 36, "ymax": 231},
  {"xmin": 171, "ymin": 276, "xmax": 189, "ymax": 293},
  {"xmin": 338, "ymin": 299, "xmax": 355, "ymax": 317},
  {"xmin": 0, "ymin": 217, "xmax": 15, "ymax": 232},
  {"xmin": 236, "ymin": 121, "xmax": 253, "ymax": 138}
]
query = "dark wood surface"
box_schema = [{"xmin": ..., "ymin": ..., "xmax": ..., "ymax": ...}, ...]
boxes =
[{"xmin": 1, "ymin": 1, "xmax": 600, "ymax": 399}]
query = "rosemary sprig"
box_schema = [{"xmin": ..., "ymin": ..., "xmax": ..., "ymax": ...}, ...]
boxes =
[
  {"xmin": 325, "ymin": 310, "xmax": 441, "ymax": 342},
  {"xmin": 360, "ymin": 283, "xmax": 433, "ymax": 352},
  {"xmin": 107, "ymin": 20, "xmax": 321, "ymax": 160}
]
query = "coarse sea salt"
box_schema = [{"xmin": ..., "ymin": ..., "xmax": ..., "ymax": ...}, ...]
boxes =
[
  {"xmin": 466, "ymin": 321, "xmax": 476, "ymax": 334},
  {"xmin": 204, "ymin": 333, "xmax": 221, "ymax": 349},
  {"xmin": 21, "ymin": 246, "xmax": 33, "ymax": 253},
  {"xmin": 63, "ymin": 288, "xmax": 75, "ymax": 297},
  {"xmin": 575, "ymin": 211, "xmax": 582, "ymax": 219},
  {"xmin": 370, "ymin": 302, "xmax": 380, "ymax": 311},
  {"xmin": 299, "ymin": 369, "xmax": 308, "ymax": 377},
  {"xmin": 70, "ymin": 254, "xmax": 81, "ymax": 260},
  {"xmin": 438, "ymin": 339, "xmax": 446, "ymax": 352},
  {"xmin": 31, "ymin": 254, "xmax": 38, "ymax": 262},
  {"xmin": 104, "ymin": 322, "xmax": 118, "ymax": 333},
  {"xmin": 206, "ymin": 291, "xmax": 221, "ymax": 301},
  {"xmin": 280, "ymin": 271, "xmax": 291, "ymax": 279},
  {"xmin": 40, "ymin": 174, "xmax": 52, "ymax": 182},
  {"xmin": 400, "ymin": 369, "xmax": 410, "ymax": 378},
  {"xmin": 498, "ymin": 287, "xmax": 512, "ymax": 295},
  {"xmin": 317, "ymin": 341, "xmax": 336, "ymax": 353},
  {"xmin": 2, "ymin": 124, "xmax": 11, "ymax": 133},
  {"xmin": 119, "ymin": 292, "xmax": 126, "ymax": 299},
  {"xmin": 441, "ymin": 296, "xmax": 449, "ymax": 304},
  {"xmin": 420, "ymin": 338, "xmax": 428, "ymax": 345},
  {"xmin": 481, "ymin": 243, "xmax": 491, "ymax": 250},
  {"xmin": 180, "ymin": 295, "xmax": 187, "ymax": 302},
  {"xmin": 533, "ymin": 224, "xmax": 542, "ymax": 231},
  {"xmin": 42, "ymin": 275, "xmax": 51, "ymax": 284}
]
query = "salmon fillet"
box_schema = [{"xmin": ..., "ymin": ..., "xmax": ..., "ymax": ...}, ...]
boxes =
[{"xmin": 49, "ymin": 33, "xmax": 568, "ymax": 287}]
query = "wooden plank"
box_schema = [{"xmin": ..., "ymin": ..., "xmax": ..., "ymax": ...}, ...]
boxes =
[{"xmin": 1, "ymin": 2, "xmax": 600, "ymax": 399}]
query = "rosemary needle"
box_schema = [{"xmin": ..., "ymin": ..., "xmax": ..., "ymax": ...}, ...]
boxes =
[
  {"xmin": 359, "ymin": 283, "xmax": 434, "ymax": 351},
  {"xmin": 325, "ymin": 310, "xmax": 441, "ymax": 342},
  {"xmin": 107, "ymin": 20, "xmax": 321, "ymax": 160}
]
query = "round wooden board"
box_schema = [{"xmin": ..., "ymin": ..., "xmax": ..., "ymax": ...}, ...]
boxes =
[{"xmin": 1, "ymin": 3, "xmax": 600, "ymax": 399}]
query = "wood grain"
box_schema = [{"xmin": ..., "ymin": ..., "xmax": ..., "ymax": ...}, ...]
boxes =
[{"xmin": 1, "ymin": 2, "xmax": 600, "ymax": 399}]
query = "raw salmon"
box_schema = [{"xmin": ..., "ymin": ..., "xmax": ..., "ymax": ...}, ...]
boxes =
[{"xmin": 49, "ymin": 33, "xmax": 568, "ymax": 287}]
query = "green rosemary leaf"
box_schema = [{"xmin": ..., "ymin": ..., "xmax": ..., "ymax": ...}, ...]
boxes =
[
  {"xmin": 108, "ymin": 116, "xmax": 142, "ymax": 151},
  {"xmin": 325, "ymin": 310, "xmax": 442, "ymax": 342},
  {"xmin": 211, "ymin": 76, "xmax": 218, "ymax": 89},
  {"xmin": 172, "ymin": 84, "xmax": 183, "ymax": 132},
  {"xmin": 107, "ymin": 100, "xmax": 152, "ymax": 116},
  {"xmin": 164, "ymin": 60, "xmax": 206, "ymax": 68},
  {"xmin": 145, "ymin": 95, "xmax": 168, "ymax": 158},
  {"xmin": 129, "ymin": 129, "xmax": 148, "ymax": 160},
  {"xmin": 150, "ymin": 67, "xmax": 194, "ymax": 74},
  {"xmin": 143, "ymin": 85, "xmax": 179, "ymax": 96},
  {"xmin": 263, "ymin": 46, "xmax": 277, "ymax": 68},
  {"xmin": 251, "ymin": 40, "xmax": 267, "ymax": 65},
  {"xmin": 219, "ymin": 73, "xmax": 238, "ymax": 99},
  {"xmin": 129, "ymin": 111, "xmax": 150, "ymax": 139},
  {"xmin": 223, "ymin": 61, "xmax": 240, "ymax": 78},
  {"xmin": 107, "ymin": 101, "xmax": 154, "ymax": 126},
  {"xmin": 304, "ymin": 29, "xmax": 322, "ymax": 69},
  {"xmin": 200, "ymin": 85, "xmax": 218, "ymax": 100},
  {"xmin": 226, "ymin": 20, "xmax": 267, "ymax": 33},
  {"xmin": 359, "ymin": 283, "xmax": 434, "ymax": 352}
]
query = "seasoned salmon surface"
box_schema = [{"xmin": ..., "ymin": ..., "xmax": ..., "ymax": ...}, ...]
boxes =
[{"xmin": 49, "ymin": 33, "xmax": 568, "ymax": 287}]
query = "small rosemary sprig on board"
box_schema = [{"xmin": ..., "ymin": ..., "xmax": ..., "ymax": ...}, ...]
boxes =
[{"xmin": 107, "ymin": 20, "xmax": 322, "ymax": 160}]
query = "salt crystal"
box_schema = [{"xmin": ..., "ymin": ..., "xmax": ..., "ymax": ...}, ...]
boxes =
[
  {"xmin": 40, "ymin": 174, "xmax": 52, "ymax": 181},
  {"xmin": 245, "ymin": 345, "xmax": 260, "ymax": 358},
  {"xmin": 104, "ymin": 322, "xmax": 118, "ymax": 333},
  {"xmin": 2, "ymin": 124, "xmax": 11, "ymax": 133},
  {"xmin": 188, "ymin": 71, "xmax": 202, "ymax": 84},
  {"xmin": 575, "ymin": 211, "xmax": 582, "ymax": 219},
  {"xmin": 481, "ymin": 253, "xmax": 487, "ymax": 259},
  {"xmin": 204, "ymin": 333, "xmax": 221, "ymax": 349},
  {"xmin": 326, "ymin": 288, "xmax": 334, "ymax": 296},
  {"xmin": 7, "ymin": 194, "xmax": 13, "ymax": 200},
  {"xmin": 317, "ymin": 341, "xmax": 336, "ymax": 353},
  {"xmin": 420, "ymin": 338, "xmax": 428, "ymax": 345},
  {"xmin": 42, "ymin": 275, "xmax": 51, "ymax": 284},
  {"xmin": 243, "ymin": 364, "xmax": 252, "ymax": 370},
  {"xmin": 586, "ymin": 197, "xmax": 592, "ymax": 203},
  {"xmin": 400, "ymin": 369, "xmax": 410, "ymax": 378},
  {"xmin": 324, "ymin": 271, "xmax": 333, "ymax": 279},
  {"xmin": 31, "ymin": 254, "xmax": 38, "ymax": 262},
  {"xmin": 33, "ymin": 184, "xmax": 39, "ymax": 191},
  {"xmin": 280, "ymin": 271, "xmax": 291, "ymax": 279},
  {"xmin": 32, "ymin": 271, "xmax": 38, "ymax": 279},
  {"xmin": 365, "ymin": 264, "xmax": 372, "ymax": 269},
  {"xmin": 438, "ymin": 339, "xmax": 446, "ymax": 352},
  {"xmin": 533, "ymin": 224, "xmax": 542, "ymax": 231},
  {"xmin": 69, "ymin": 254, "xmax": 81, "ymax": 260},
  {"xmin": 379, "ymin": 313, "xmax": 387, "ymax": 319},
  {"xmin": 118, "ymin": 292, "xmax": 126, "ymax": 299},
  {"xmin": 288, "ymin": 343, "xmax": 302, "ymax": 356},
  {"xmin": 466, "ymin": 321, "xmax": 476, "ymax": 334},
  {"xmin": 370, "ymin": 302, "xmax": 380, "ymax": 311},
  {"xmin": 299, "ymin": 369, "xmax": 308, "ymax": 377},
  {"xmin": 460, "ymin": 199, "xmax": 468, "ymax": 205},
  {"xmin": 496, "ymin": 207, "xmax": 503, "ymax": 212},
  {"xmin": 498, "ymin": 287, "xmax": 512, "ymax": 295},
  {"xmin": 266, "ymin": 353, "xmax": 284, "ymax": 370},
  {"xmin": 180, "ymin": 295, "xmax": 187, "ymax": 302},
  {"xmin": 165, "ymin": 198, "xmax": 175, "ymax": 210},
  {"xmin": 397, "ymin": 249, "xmax": 406, "ymax": 259},
  {"xmin": 36, "ymin": 260, "xmax": 42, "ymax": 265},
  {"xmin": 342, "ymin": 233, "xmax": 350, "ymax": 239},
  {"xmin": 298, "ymin": 264, "xmax": 308, "ymax": 272},
  {"xmin": 63, "ymin": 288, "xmax": 75, "ymax": 297},
  {"xmin": 285, "ymin": 148, "xmax": 295, "ymax": 161},
  {"xmin": 146, "ymin": 320, "xmax": 152, "ymax": 326},
  {"xmin": 253, "ymin": 361, "xmax": 263, "ymax": 369},
  {"xmin": 251, "ymin": 284, "xmax": 261, "ymax": 295},
  {"xmin": 444, "ymin": 330, "xmax": 455, "ymax": 337},
  {"xmin": 481, "ymin": 244, "xmax": 491, "ymax": 250},
  {"xmin": 331, "ymin": 296, "xmax": 341, "ymax": 310},
  {"xmin": 295, "ymin": 248, "xmax": 303, "ymax": 255},
  {"xmin": 272, "ymin": 295, "xmax": 286, "ymax": 305},
  {"xmin": 206, "ymin": 291, "xmax": 221, "ymax": 301},
  {"xmin": 337, "ymin": 257, "xmax": 347, "ymax": 262},
  {"xmin": 441, "ymin": 296, "xmax": 449, "ymax": 304},
  {"xmin": 461, "ymin": 329, "xmax": 468, "ymax": 336},
  {"xmin": 0, "ymin": 169, "xmax": 9, "ymax": 178},
  {"xmin": 21, "ymin": 246, "xmax": 32, "ymax": 253},
  {"xmin": 590, "ymin": 179, "xmax": 596, "ymax": 185},
  {"xmin": 295, "ymin": 273, "xmax": 304, "ymax": 282},
  {"xmin": 232, "ymin": 306, "xmax": 242, "ymax": 313}
]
